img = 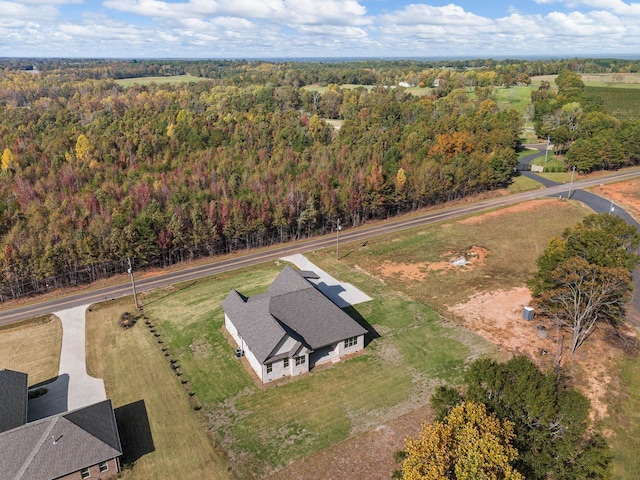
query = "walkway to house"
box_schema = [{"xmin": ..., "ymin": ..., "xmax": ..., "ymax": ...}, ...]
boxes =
[
  {"xmin": 280, "ymin": 254, "xmax": 372, "ymax": 308},
  {"xmin": 28, "ymin": 304, "xmax": 106, "ymax": 421}
]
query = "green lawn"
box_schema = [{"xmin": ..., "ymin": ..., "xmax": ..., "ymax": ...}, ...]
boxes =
[
  {"xmin": 85, "ymin": 300, "xmax": 234, "ymax": 480},
  {"xmin": 606, "ymin": 355, "xmax": 640, "ymax": 478},
  {"xmin": 140, "ymin": 262, "xmax": 491, "ymax": 478},
  {"xmin": 494, "ymin": 85, "xmax": 536, "ymax": 113},
  {"xmin": 507, "ymin": 174, "xmax": 543, "ymax": 193}
]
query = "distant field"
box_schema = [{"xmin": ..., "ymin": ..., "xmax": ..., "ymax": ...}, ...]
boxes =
[
  {"xmin": 115, "ymin": 74, "xmax": 208, "ymax": 87},
  {"xmin": 532, "ymin": 73, "xmax": 640, "ymax": 87},
  {"xmin": 586, "ymin": 86, "xmax": 640, "ymax": 120}
]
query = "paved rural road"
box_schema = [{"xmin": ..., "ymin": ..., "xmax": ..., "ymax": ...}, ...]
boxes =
[
  {"xmin": 521, "ymin": 147, "xmax": 640, "ymax": 329},
  {"xmin": 2, "ymin": 167, "xmax": 640, "ymax": 326}
]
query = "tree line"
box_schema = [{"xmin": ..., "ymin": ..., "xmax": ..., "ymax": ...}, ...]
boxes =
[
  {"xmin": 530, "ymin": 69, "xmax": 640, "ymax": 172},
  {"xmin": 0, "ymin": 61, "xmax": 525, "ymax": 301},
  {"xmin": 1, "ymin": 58, "xmax": 639, "ymax": 301}
]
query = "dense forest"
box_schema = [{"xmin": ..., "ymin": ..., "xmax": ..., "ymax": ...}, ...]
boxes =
[{"xmin": 1, "ymin": 58, "xmax": 639, "ymax": 301}]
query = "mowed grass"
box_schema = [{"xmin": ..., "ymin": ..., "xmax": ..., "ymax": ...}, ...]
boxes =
[
  {"xmin": 139, "ymin": 262, "xmax": 492, "ymax": 478},
  {"xmin": 507, "ymin": 174, "xmax": 544, "ymax": 193},
  {"xmin": 115, "ymin": 74, "xmax": 208, "ymax": 87},
  {"xmin": 495, "ymin": 85, "xmax": 536, "ymax": 113},
  {"xmin": 84, "ymin": 299, "xmax": 233, "ymax": 480},
  {"xmin": 605, "ymin": 355, "xmax": 640, "ymax": 478},
  {"xmin": 0, "ymin": 315, "xmax": 61, "ymax": 385}
]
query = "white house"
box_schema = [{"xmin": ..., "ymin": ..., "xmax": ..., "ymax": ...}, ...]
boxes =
[{"xmin": 222, "ymin": 266, "xmax": 368, "ymax": 383}]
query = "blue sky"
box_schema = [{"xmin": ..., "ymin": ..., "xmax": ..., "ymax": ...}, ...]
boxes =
[{"xmin": 2, "ymin": 0, "xmax": 640, "ymax": 58}]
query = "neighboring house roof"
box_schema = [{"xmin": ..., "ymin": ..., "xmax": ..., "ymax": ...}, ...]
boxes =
[
  {"xmin": 0, "ymin": 399, "xmax": 122, "ymax": 480},
  {"xmin": 222, "ymin": 266, "xmax": 367, "ymax": 364},
  {"xmin": 0, "ymin": 369, "xmax": 28, "ymax": 433}
]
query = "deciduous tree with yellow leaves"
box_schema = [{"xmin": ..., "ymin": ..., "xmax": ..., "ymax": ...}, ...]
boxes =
[{"xmin": 401, "ymin": 402, "xmax": 523, "ymax": 480}]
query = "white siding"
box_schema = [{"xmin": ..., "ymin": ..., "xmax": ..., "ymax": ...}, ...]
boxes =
[
  {"xmin": 336, "ymin": 334, "xmax": 364, "ymax": 357},
  {"xmin": 270, "ymin": 336, "xmax": 298, "ymax": 357},
  {"xmin": 224, "ymin": 314, "xmax": 264, "ymax": 382}
]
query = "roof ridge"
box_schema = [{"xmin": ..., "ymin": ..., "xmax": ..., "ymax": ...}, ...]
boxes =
[{"xmin": 12, "ymin": 417, "xmax": 58, "ymax": 480}]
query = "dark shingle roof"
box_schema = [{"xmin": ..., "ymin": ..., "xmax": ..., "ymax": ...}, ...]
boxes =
[
  {"xmin": 0, "ymin": 399, "xmax": 122, "ymax": 480},
  {"xmin": 0, "ymin": 369, "xmax": 28, "ymax": 433},
  {"xmin": 222, "ymin": 290, "xmax": 287, "ymax": 364},
  {"xmin": 222, "ymin": 266, "xmax": 367, "ymax": 364}
]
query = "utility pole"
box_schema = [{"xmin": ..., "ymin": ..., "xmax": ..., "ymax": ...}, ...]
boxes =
[
  {"xmin": 127, "ymin": 257, "xmax": 140, "ymax": 310},
  {"xmin": 336, "ymin": 219, "xmax": 342, "ymax": 260},
  {"xmin": 568, "ymin": 165, "xmax": 576, "ymax": 199},
  {"xmin": 544, "ymin": 135, "xmax": 550, "ymax": 163}
]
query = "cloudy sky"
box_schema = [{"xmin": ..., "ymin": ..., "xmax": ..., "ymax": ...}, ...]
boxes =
[{"xmin": 2, "ymin": 0, "xmax": 640, "ymax": 59}]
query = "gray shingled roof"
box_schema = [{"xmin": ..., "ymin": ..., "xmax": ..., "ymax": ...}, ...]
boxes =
[
  {"xmin": 0, "ymin": 369, "xmax": 28, "ymax": 433},
  {"xmin": 222, "ymin": 266, "xmax": 367, "ymax": 364},
  {"xmin": 0, "ymin": 399, "xmax": 122, "ymax": 480},
  {"xmin": 221, "ymin": 290, "xmax": 288, "ymax": 364}
]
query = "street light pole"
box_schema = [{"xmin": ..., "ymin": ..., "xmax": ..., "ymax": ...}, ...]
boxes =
[
  {"xmin": 127, "ymin": 257, "xmax": 140, "ymax": 310},
  {"xmin": 336, "ymin": 219, "xmax": 342, "ymax": 260}
]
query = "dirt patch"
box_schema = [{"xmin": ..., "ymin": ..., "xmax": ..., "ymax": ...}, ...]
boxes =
[
  {"xmin": 378, "ymin": 245, "xmax": 488, "ymax": 281},
  {"xmin": 447, "ymin": 287, "xmax": 638, "ymax": 422},
  {"xmin": 189, "ymin": 339, "xmax": 212, "ymax": 359},
  {"xmin": 269, "ymin": 405, "xmax": 432, "ymax": 480},
  {"xmin": 592, "ymin": 179, "xmax": 640, "ymax": 219},
  {"xmin": 458, "ymin": 198, "xmax": 560, "ymax": 225}
]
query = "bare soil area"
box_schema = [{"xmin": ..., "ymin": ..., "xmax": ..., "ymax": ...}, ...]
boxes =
[
  {"xmin": 447, "ymin": 287, "xmax": 637, "ymax": 421},
  {"xmin": 592, "ymin": 180, "xmax": 640, "ymax": 219},
  {"xmin": 270, "ymin": 405, "xmax": 432, "ymax": 480},
  {"xmin": 378, "ymin": 245, "xmax": 488, "ymax": 281}
]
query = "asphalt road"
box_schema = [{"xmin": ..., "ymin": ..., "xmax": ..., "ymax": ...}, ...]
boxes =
[
  {"xmin": 520, "ymin": 147, "xmax": 640, "ymax": 330},
  {"xmin": 2, "ymin": 167, "xmax": 640, "ymax": 326}
]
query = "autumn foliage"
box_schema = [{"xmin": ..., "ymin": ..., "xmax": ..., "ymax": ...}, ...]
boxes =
[
  {"xmin": 0, "ymin": 61, "xmax": 523, "ymax": 300},
  {"xmin": 401, "ymin": 402, "xmax": 523, "ymax": 480}
]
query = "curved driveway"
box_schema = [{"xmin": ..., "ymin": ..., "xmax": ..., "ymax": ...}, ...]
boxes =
[{"xmin": 521, "ymin": 146, "xmax": 640, "ymax": 330}]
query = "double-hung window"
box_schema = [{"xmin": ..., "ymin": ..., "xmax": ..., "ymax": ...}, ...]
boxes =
[{"xmin": 344, "ymin": 337, "xmax": 358, "ymax": 348}]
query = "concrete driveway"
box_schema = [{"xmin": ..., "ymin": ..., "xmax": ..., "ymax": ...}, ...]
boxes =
[
  {"xmin": 280, "ymin": 254, "xmax": 372, "ymax": 308},
  {"xmin": 28, "ymin": 304, "xmax": 106, "ymax": 421}
]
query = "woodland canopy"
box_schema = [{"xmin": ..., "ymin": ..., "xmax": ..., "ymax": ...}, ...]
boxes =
[{"xmin": 1, "ymin": 58, "xmax": 639, "ymax": 301}]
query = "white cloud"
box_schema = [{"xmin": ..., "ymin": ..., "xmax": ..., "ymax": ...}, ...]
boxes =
[
  {"xmin": 541, "ymin": 0, "xmax": 640, "ymax": 15},
  {"xmin": 1, "ymin": 1, "xmax": 640, "ymax": 58},
  {"xmin": 1, "ymin": 1, "xmax": 61, "ymax": 20},
  {"xmin": 379, "ymin": 4, "xmax": 492, "ymax": 26}
]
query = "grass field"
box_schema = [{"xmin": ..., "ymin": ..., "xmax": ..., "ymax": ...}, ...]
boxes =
[
  {"xmin": 115, "ymin": 74, "xmax": 208, "ymax": 87},
  {"xmin": 0, "ymin": 315, "xmax": 61, "ymax": 385},
  {"xmin": 85, "ymin": 299, "xmax": 234, "ymax": 480},
  {"xmin": 586, "ymin": 86, "xmax": 640, "ymax": 120},
  {"xmin": 123, "ymin": 199, "xmax": 588, "ymax": 478},
  {"xmin": 139, "ymin": 262, "xmax": 492, "ymax": 478},
  {"xmin": 606, "ymin": 355, "xmax": 640, "ymax": 479}
]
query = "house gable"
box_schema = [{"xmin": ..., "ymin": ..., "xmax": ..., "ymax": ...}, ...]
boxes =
[
  {"xmin": 0, "ymin": 399, "xmax": 122, "ymax": 480},
  {"xmin": 221, "ymin": 290, "xmax": 287, "ymax": 364}
]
